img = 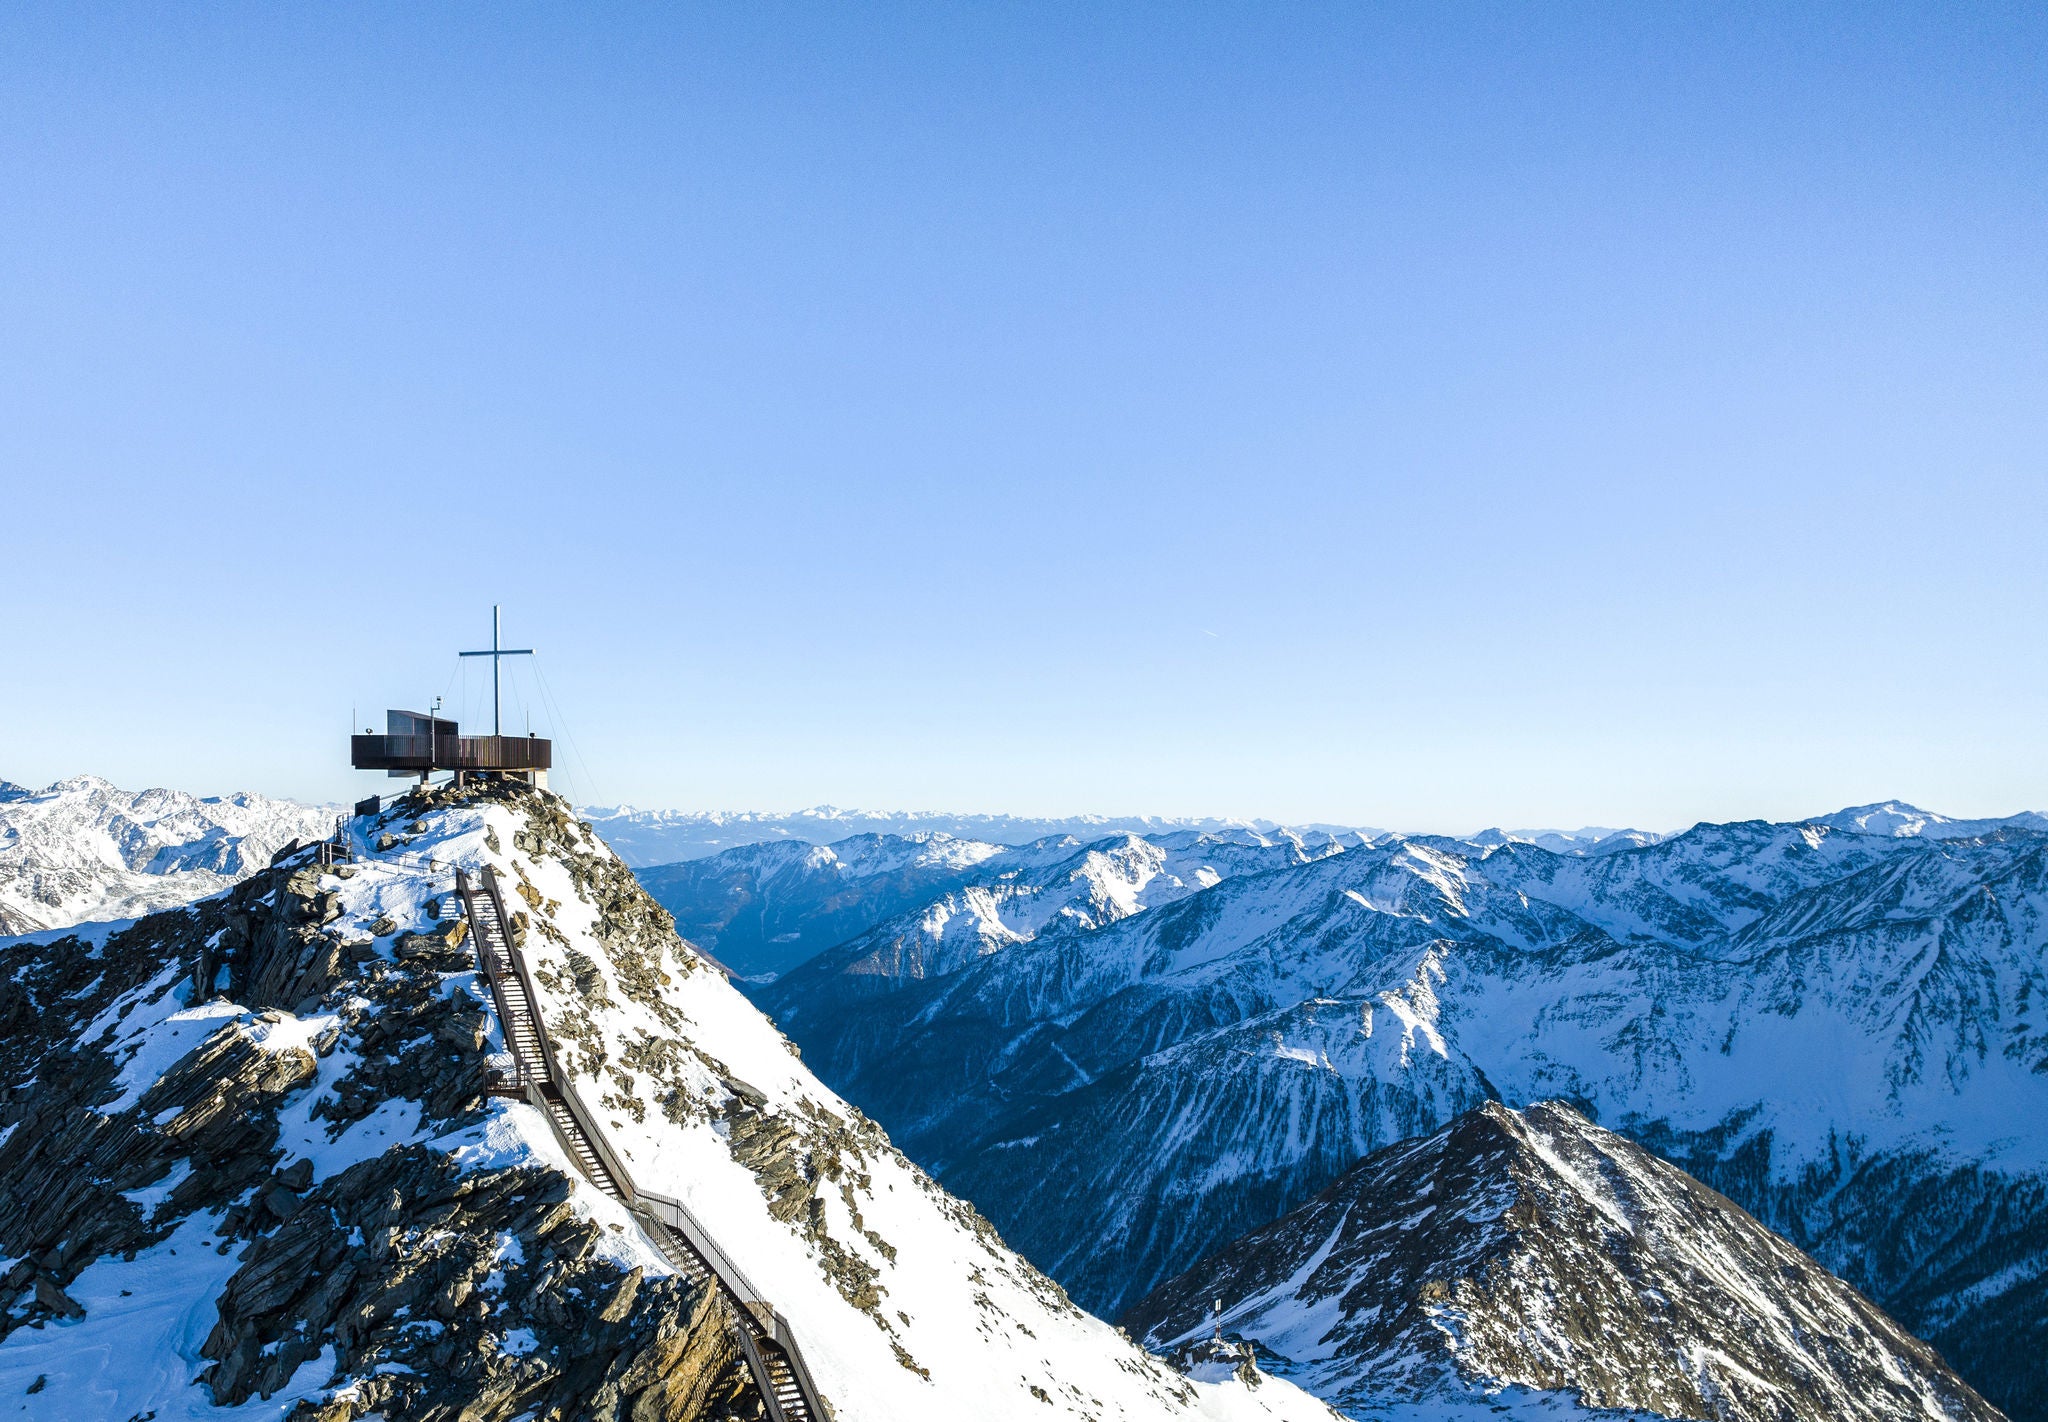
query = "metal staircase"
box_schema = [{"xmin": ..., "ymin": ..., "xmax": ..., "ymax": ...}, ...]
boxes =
[
  {"xmin": 314, "ymin": 814, "xmax": 355, "ymax": 868},
  {"xmin": 456, "ymin": 866, "xmax": 827, "ymax": 1422}
]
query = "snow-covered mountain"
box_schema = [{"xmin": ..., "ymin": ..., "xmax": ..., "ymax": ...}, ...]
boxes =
[
  {"xmin": 640, "ymin": 828, "xmax": 1346, "ymax": 979},
  {"xmin": 0, "ymin": 781, "xmax": 1335, "ymax": 1422},
  {"xmin": 1125, "ymin": 1101, "xmax": 2002, "ymax": 1421},
  {"xmin": 0, "ymin": 775, "xmax": 337, "ymax": 935},
  {"xmin": 1813, "ymin": 800, "xmax": 2048, "ymax": 839},
  {"xmin": 582, "ymin": 805, "xmax": 1385, "ymax": 867},
  {"xmin": 751, "ymin": 807, "xmax": 2048, "ymax": 1421},
  {"xmin": 1483, "ymin": 825, "xmax": 1664, "ymax": 854},
  {"xmin": 635, "ymin": 832, "xmax": 1016, "ymax": 978},
  {"xmin": 632, "ymin": 826, "xmax": 1698, "ymax": 981}
]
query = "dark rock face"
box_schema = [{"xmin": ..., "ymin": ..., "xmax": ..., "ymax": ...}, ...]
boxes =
[
  {"xmin": 202, "ymin": 1147, "xmax": 758, "ymax": 1421},
  {"xmin": 0, "ymin": 887, "xmax": 322, "ymax": 1330},
  {"xmin": 1124, "ymin": 1102, "xmax": 2005, "ymax": 1422}
]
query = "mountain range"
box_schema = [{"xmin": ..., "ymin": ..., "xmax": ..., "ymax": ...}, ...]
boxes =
[
  {"xmin": 636, "ymin": 826, "xmax": 1353, "ymax": 979},
  {"xmin": 579, "ymin": 805, "xmax": 1391, "ymax": 867},
  {"xmin": 588, "ymin": 797, "xmax": 2048, "ymax": 871},
  {"xmin": 0, "ymin": 775, "xmax": 338, "ymax": 936},
  {"xmin": 627, "ymin": 801, "xmax": 2048, "ymax": 1420}
]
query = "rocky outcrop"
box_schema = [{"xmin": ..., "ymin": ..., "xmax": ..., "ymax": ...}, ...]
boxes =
[
  {"xmin": 0, "ymin": 779, "xmax": 1349, "ymax": 1422},
  {"xmin": 0, "ymin": 1017, "xmax": 317, "ymax": 1338},
  {"xmin": 203, "ymin": 1147, "xmax": 759, "ymax": 1421},
  {"xmin": 1124, "ymin": 1102, "xmax": 2005, "ymax": 1422}
]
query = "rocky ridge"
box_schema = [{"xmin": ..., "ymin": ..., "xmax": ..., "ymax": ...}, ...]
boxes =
[
  {"xmin": 1125, "ymin": 1102, "xmax": 2003, "ymax": 1421},
  {"xmin": 0, "ymin": 781, "xmax": 1335, "ymax": 1422},
  {"xmin": 0, "ymin": 791, "xmax": 760, "ymax": 1420}
]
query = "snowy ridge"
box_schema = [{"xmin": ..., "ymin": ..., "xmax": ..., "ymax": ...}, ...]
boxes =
[
  {"xmin": 1124, "ymin": 1102, "xmax": 2002, "ymax": 1422},
  {"xmin": 483, "ymin": 796, "xmax": 1338, "ymax": 1422},
  {"xmin": 795, "ymin": 830, "xmax": 1345, "ymax": 989},
  {"xmin": 0, "ymin": 775, "xmax": 336, "ymax": 935},
  {"xmin": 1814, "ymin": 801, "xmax": 2048, "ymax": 840}
]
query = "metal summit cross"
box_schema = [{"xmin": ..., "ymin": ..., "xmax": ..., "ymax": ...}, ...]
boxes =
[{"xmin": 460, "ymin": 605, "xmax": 535, "ymax": 736}]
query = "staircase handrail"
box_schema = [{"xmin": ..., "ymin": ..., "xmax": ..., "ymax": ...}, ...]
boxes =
[
  {"xmin": 479, "ymin": 864, "xmax": 568, "ymax": 1086},
  {"xmin": 631, "ymin": 1185, "xmax": 770, "ymax": 1309},
  {"xmin": 463, "ymin": 858, "xmax": 828, "ymax": 1422},
  {"xmin": 467, "ymin": 866, "xmax": 772, "ymax": 1305},
  {"xmin": 544, "ymin": 1073, "xmax": 642, "ymax": 1206},
  {"xmin": 733, "ymin": 1325, "xmax": 797, "ymax": 1422},
  {"xmin": 771, "ymin": 1309, "xmax": 827, "ymax": 1416},
  {"xmin": 456, "ymin": 868, "xmax": 532, "ymax": 1093}
]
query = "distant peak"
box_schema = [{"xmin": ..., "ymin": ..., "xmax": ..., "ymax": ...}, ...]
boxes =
[
  {"xmin": 1808, "ymin": 801, "xmax": 2031, "ymax": 839},
  {"xmin": 45, "ymin": 773, "xmax": 118, "ymax": 795}
]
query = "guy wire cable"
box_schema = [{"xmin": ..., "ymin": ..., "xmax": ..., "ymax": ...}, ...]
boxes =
[{"xmin": 532, "ymin": 656, "xmax": 603, "ymax": 810}]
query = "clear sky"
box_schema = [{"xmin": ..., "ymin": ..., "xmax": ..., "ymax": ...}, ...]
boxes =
[{"xmin": 3, "ymin": 3, "xmax": 2043, "ymax": 832}]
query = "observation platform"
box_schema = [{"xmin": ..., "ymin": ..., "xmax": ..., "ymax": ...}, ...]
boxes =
[{"xmin": 351, "ymin": 709, "xmax": 550, "ymax": 785}]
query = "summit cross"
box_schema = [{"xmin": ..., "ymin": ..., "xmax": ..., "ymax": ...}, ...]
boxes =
[{"xmin": 459, "ymin": 604, "xmax": 534, "ymax": 736}]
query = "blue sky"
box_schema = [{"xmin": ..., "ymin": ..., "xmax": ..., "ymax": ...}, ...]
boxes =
[{"xmin": 3, "ymin": 3, "xmax": 2043, "ymax": 831}]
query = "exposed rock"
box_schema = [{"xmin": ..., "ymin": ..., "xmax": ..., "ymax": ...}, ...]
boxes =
[
  {"xmin": 32, "ymin": 1277, "xmax": 83, "ymax": 1321},
  {"xmin": 204, "ymin": 1148, "xmax": 760, "ymax": 1420},
  {"xmin": 1125, "ymin": 1102, "xmax": 2005, "ymax": 1422}
]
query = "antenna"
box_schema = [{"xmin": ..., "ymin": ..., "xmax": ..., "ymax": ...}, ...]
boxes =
[{"xmin": 459, "ymin": 604, "xmax": 535, "ymax": 736}]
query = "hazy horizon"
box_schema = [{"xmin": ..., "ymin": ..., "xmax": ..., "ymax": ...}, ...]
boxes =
[{"xmin": 11, "ymin": 768, "xmax": 2045, "ymax": 846}]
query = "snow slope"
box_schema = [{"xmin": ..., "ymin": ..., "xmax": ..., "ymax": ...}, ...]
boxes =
[
  {"xmin": 472, "ymin": 791, "xmax": 1338, "ymax": 1422},
  {"xmin": 0, "ymin": 775, "xmax": 335, "ymax": 935}
]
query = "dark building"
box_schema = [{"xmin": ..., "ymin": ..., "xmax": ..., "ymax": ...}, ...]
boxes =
[{"xmin": 351, "ymin": 708, "xmax": 551, "ymax": 786}]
